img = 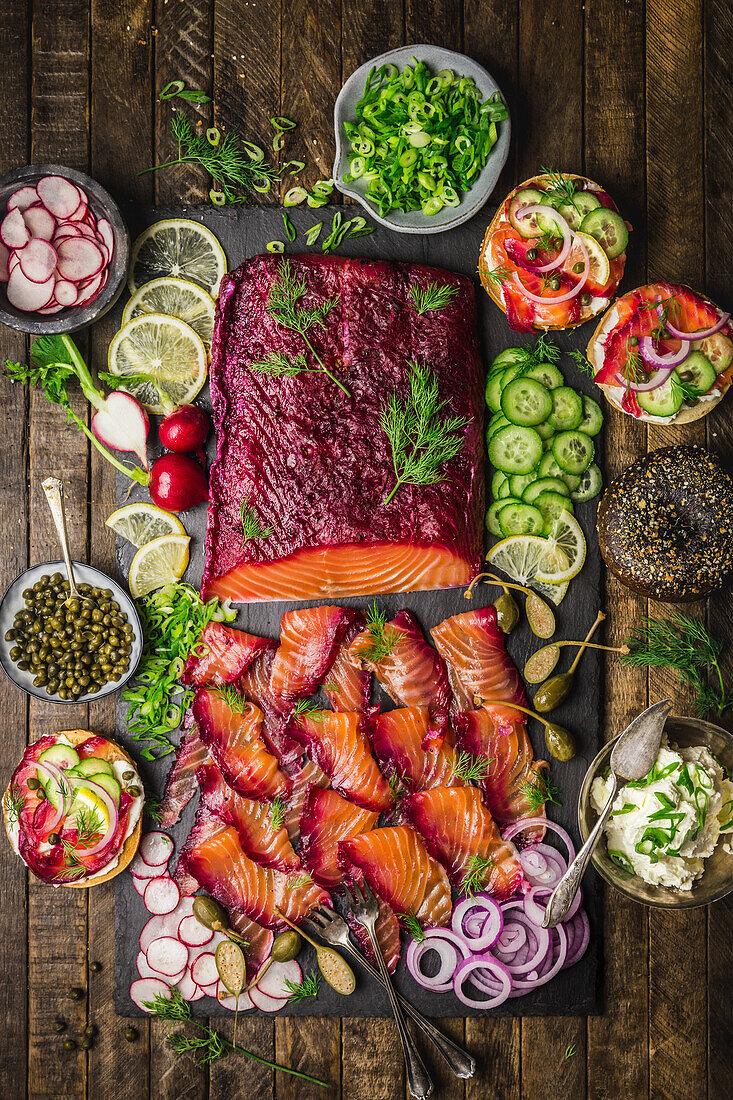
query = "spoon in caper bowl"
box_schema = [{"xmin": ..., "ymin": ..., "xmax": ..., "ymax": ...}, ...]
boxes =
[{"xmin": 542, "ymin": 698, "xmax": 672, "ymax": 928}]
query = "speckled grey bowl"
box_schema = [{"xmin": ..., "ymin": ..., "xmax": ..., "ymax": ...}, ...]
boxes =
[
  {"xmin": 0, "ymin": 164, "xmax": 129, "ymax": 334},
  {"xmin": 333, "ymin": 45, "xmax": 511, "ymax": 235}
]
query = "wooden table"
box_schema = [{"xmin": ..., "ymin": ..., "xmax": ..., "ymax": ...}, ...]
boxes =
[{"xmin": 0, "ymin": 1, "xmax": 731, "ymax": 1097}]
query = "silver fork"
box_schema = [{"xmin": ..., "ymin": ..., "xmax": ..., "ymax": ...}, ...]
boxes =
[
  {"xmin": 307, "ymin": 906, "xmax": 475, "ymax": 1080},
  {"xmin": 343, "ymin": 879, "xmax": 435, "ymax": 1099}
]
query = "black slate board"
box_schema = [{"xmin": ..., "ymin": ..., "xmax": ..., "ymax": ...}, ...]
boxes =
[{"xmin": 113, "ymin": 203, "xmax": 603, "ymax": 1017}]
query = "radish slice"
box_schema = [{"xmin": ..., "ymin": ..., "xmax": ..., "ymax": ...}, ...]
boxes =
[
  {"xmin": 130, "ymin": 853, "xmax": 166, "ymax": 880},
  {"xmin": 84, "ymin": 207, "xmax": 98, "ymax": 230},
  {"xmin": 36, "ymin": 301, "xmax": 64, "ymax": 314},
  {"xmin": 255, "ymin": 959, "xmax": 301, "ymax": 999},
  {"xmin": 190, "ymin": 952, "xmax": 218, "ymax": 988},
  {"xmin": 18, "ymin": 238, "xmax": 58, "ymax": 283},
  {"xmin": 37, "ymin": 175, "xmax": 83, "ymax": 220},
  {"xmin": 137, "ymin": 949, "xmax": 163, "ymax": 981},
  {"xmin": 139, "ymin": 912, "xmax": 182, "ymax": 954},
  {"xmin": 74, "ymin": 221, "xmax": 97, "ymax": 240},
  {"xmin": 1, "ymin": 208, "xmax": 30, "ymax": 249},
  {"xmin": 91, "ymin": 391, "xmax": 150, "ymax": 469},
  {"xmin": 249, "ymin": 984, "xmax": 288, "ymax": 1014},
  {"xmin": 23, "ymin": 205, "xmax": 57, "ymax": 241},
  {"xmin": 97, "ymin": 218, "xmax": 115, "ymax": 258},
  {"xmin": 131, "ymin": 874, "xmax": 149, "ymax": 897},
  {"xmin": 69, "ymin": 199, "xmax": 89, "ymax": 222},
  {"xmin": 140, "ymin": 830, "xmax": 174, "ymax": 867},
  {"xmin": 75, "ymin": 270, "xmax": 104, "ymax": 306},
  {"xmin": 144, "ymin": 876, "xmax": 181, "ymax": 916},
  {"xmin": 175, "ymin": 970, "xmax": 202, "ymax": 1002},
  {"xmin": 217, "ymin": 982, "xmax": 254, "ymax": 1012},
  {"xmin": 198, "ymin": 980, "xmax": 220, "ymax": 998},
  {"xmin": 7, "ymin": 185, "xmax": 39, "ymax": 213},
  {"xmin": 8, "ymin": 252, "xmax": 19, "ymax": 272},
  {"xmin": 54, "ymin": 280, "xmax": 78, "ymax": 307},
  {"xmin": 0, "ymin": 241, "xmax": 9, "ymax": 282},
  {"xmin": 178, "ymin": 915, "xmax": 213, "ymax": 947},
  {"xmin": 6, "ymin": 267, "xmax": 54, "ymax": 311},
  {"xmin": 146, "ymin": 936, "xmax": 188, "ymax": 978},
  {"xmin": 56, "ymin": 237, "xmax": 104, "ymax": 281},
  {"xmin": 130, "ymin": 977, "xmax": 172, "ymax": 1013},
  {"xmin": 53, "ymin": 224, "xmax": 83, "ymax": 240}
]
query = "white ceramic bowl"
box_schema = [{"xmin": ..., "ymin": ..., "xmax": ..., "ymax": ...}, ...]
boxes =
[{"xmin": 333, "ymin": 45, "xmax": 511, "ymax": 235}]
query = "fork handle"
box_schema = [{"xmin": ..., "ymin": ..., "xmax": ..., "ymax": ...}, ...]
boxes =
[{"xmin": 365, "ymin": 924, "xmax": 434, "ymax": 1099}]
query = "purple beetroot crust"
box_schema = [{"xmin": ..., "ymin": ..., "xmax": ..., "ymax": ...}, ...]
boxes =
[{"xmin": 202, "ymin": 254, "xmax": 485, "ymax": 601}]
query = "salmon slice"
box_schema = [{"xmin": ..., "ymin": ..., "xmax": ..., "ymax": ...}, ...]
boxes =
[
  {"xmin": 228, "ymin": 911, "xmax": 274, "ymax": 982},
  {"xmin": 348, "ymin": 609, "xmax": 453, "ymax": 732},
  {"xmin": 344, "ymin": 869, "xmax": 401, "ymax": 974},
  {"xmin": 368, "ymin": 705, "xmax": 464, "ymax": 794},
  {"xmin": 159, "ymin": 717, "xmax": 210, "ymax": 828},
  {"xmin": 403, "ymin": 785, "xmax": 523, "ymax": 900},
  {"xmin": 177, "ymin": 813, "xmax": 329, "ymax": 929},
  {"xmin": 174, "ymin": 805, "xmax": 229, "ymax": 896},
  {"xmin": 282, "ymin": 758, "xmax": 330, "ymax": 845},
  {"xmin": 238, "ymin": 646, "xmax": 303, "ymax": 768},
  {"xmin": 290, "ymin": 710, "xmax": 394, "ymax": 813},
  {"xmin": 180, "ymin": 621, "xmax": 271, "ymax": 686},
  {"xmin": 269, "ymin": 605, "xmax": 359, "ymax": 702},
  {"xmin": 193, "ymin": 687, "xmax": 292, "ymax": 801},
  {"xmin": 431, "ymin": 605, "xmax": 526, "ymax": 709},
  {"xmin": 204, "ymin": 543, "xmax": 475, "ymax": 603},
  {"xmin": 323, "ymin": 611, "xmax": 371, "ymax": 713},
  {"xmin": 198, "ymin": 761, "xmax": 300, "ymax": 872},
  {"xmin": 339, "ymin": 825, "xmax": 452, "ymax": 927},
  {"xmin": 456, "ymin": 705, "xmax": 547, "ymax": 842},
  {"xmin": 299, "ymin": 786, "xmax": 379, "ymax": 888}
]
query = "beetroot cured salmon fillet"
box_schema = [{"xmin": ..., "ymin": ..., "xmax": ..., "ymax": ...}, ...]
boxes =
[
  {"xmin": 159, "ymin": 717, "xmax": 210, "ymax": 828},
  {"xmin": 238, "ymin": 646, "xmax": 303, "ymax": 768},
  {"xmin": 198, "ymin": 762, "xmax": 300, "ymax": 872},
  {"xmin": 192, "ymin": 687, "xmax": 292, "ymax": 801},
  {"xmin": 456, "ymin": 705, "xmax": 547, "ymax": 842},
  {"xmin": 348, "ymin": 609, "xmax": 453, "ymax": 732},
  {"xmin": 403, "ymin": 785, "xmax": 524, "ymax": 900},
  {"xmin": 430, "ymin": 605, "xmax": 527, "ymax": 710},
  {"xmin": 282, "ymin": 758, "xmax": 330, "ymax": 845},
  {"xmin": 269, "ymin": 605, "xmax": 360, "ymax": 702},
  {"xmin": 181, "ymin": 621, "xmax": 271, "ymax": 687},
  {"xmin": 202, "ymin": 254, "xmax": 484, "ymax": 603},
  {"xmin": 289, "ymin": 710, "xmax": 394, "ymax": 813},
  {"xmin": 323, "ymin": 611, "xmax": 371, "ymax": 713},
  {"xmin": 299, "ymin": 786, "xmax": 379, "ymax": 888},
  {"xmin": 368, "ymin": 705, "xmax": 464, "ymax": 794}
]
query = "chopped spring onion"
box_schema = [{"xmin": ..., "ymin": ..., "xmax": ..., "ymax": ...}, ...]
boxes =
[
  {"xmin": 282, "ymin": 212, "xmax": 297, "ymax": 242},
  {"xmin": 206, "ymin": 127, "xmax": 221, "ymax": 147},
  {"xmin": 271, "ymin": 116, "xmax": 297, "ymax": 131},
  {"xmin": 307, "ymin": 179, "xmax": 335, "ymax": 208},
  {"xmin": 160, "ymin": 80, "xmax": 185, "ymax": 100},
  {"xmin": 284, "ymin": 186, "xmax": 307, "ymax": 207},
  {"xmin": 343, "ymin": 58, "xmax": 508, "ymax": 217},
  {"xmin": 241, "ymin": 140, "xmax": 265, "ymax": 164},
  {"xmin": 305, "ymin": 222, "xmax": 323, "ymax": 246},
  {"xmin": 266, "ymin": 240, "xmax": 286, "ymax": 254},
  {"xmin": 253, "ymin": 177, "xmax": 272, "ymax": 193},
  {"xmin": 272, "ymin": 132, "xmax": 286, "ymax": 153},
  {"xmin": 209, "ymin": 189, "xmax": 226, "ymax": 206},
  {"xmin": 282, "ymin": 160, "xmax": 306, "ymax": 174}
]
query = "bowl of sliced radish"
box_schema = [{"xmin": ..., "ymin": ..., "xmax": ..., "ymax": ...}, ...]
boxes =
[{"xmin": 0, "ymin": 164, "xmax": 129, "ymax": 333}]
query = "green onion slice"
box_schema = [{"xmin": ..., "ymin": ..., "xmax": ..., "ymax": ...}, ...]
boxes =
[
  {"xmin": 209, "ymin": 189, "xmax": 226, "ymax": 206},
  {"xmin": 305, "ymin": 222, "xmax": 323, "ymax": 245},
  {"xmin": 282, "ymin": 212, "xmax": 296, "ymax": 242},
  {"xmin": 271, "ymin": 116, "xmax": 297, "ymax": 131},
  {"xmin": 283, "ymin": 186, "xmax": 307, "ymax": 207},
  {"xmin": 241, "ymin": 140, "xmax": 265, "ymax": 164},
  {"xmin": 266, "ymin": 240, "xmax": 286, "ymax": 254},
  {"xmin": 206, "ymin": 127, "xmax": 221, "ymax": 147},
  {"xmin": 160, "ymin": 79, "xmax": 185, "ymax": 100}
]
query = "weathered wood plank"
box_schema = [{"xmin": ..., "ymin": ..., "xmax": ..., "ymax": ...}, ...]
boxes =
[
  {"xmin": 275, "ymin": 1015, "xmax": 341, "ymax": 1099},
  {"xmin": 405, "ymin": 0, "xmax": 461, "ymax": 51},
  {"xmin": 341, "ymin": 1018, "xmax": 404, "ymax": 1100}
]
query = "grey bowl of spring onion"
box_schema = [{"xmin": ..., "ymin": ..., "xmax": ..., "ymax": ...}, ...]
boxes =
[{"xmin": 333, "ymin": 46, "xmax": 510, "ymax": 234}]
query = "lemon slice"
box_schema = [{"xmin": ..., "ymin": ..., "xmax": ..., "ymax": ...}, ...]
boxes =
[
  {"xmin": 106, "ymin": 502, "xmax": 186, "ymax": 549},
  {"xmin": 123, "ymin": 277, "xmax": 216, "ymax": 352},
  {"xmin": 486, "ymin": 535, "xmax": 570, "ymax": 606},
  {"xmin": 128, "ymin": 534, "xmax": 191, "ymax": 599},
  {"xmin": 108, "ymin": 314, "xmax": 207, "ymax": 414},
  {"xmin": 129, "ymin": 218, "xmax": 227, "ymax": 296},
  {"xmin": 69, "ymin": 786, "xmax": 110, "ymax": 836},
  {"xmin": 536, "ymin": 510, "xmax": 586, "ymax": 584},
  {"xmin": 565, "ymin": 231, "xmax": 610, "ymax": 289}
]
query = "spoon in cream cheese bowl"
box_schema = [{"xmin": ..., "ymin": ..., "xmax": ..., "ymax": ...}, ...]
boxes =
[{"xmin": 542, "ymin": 698, "xmax": 673, "ymax": 928}]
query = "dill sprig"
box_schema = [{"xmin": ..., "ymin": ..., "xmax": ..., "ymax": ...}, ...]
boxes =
[
  {"xmin": 408, "ymin": 281, "xmax": 459, "ymax": 315},
  {"xmin": 249, "ymin": 351, "xmax": 312, "ymax": 379},
  {"xmin": 142, "ymin": 988, "xmax": 327, "ymax": 1085},
  {"xmin": 323, "ymin": 679, "xmax": 340, "ymax": 694},
  {"xmin": 460, "ymin": 854, "xmax": 495, "ymax": 898},
  {"xmin": 535, "ymin": 225, "xmax": 563, "ymax": 254},
  {"xmin": 4, "ymin": 784, "xmax": 24, "ymax": 828},
  {"xmin": 564, "ymin": 1043, "xmax": 577, "ymax": 1060},
  {"xmin": 381, "ymin": 361, "xmax": 470, "ymax": 506},
  {"xmin": 210, "ymin": 683, "xmax": 249, "ymax": 714},
  {"xmin": 451, "ymin": 751, "xmax": 490, "ymax": 784},
  {"xmin": 74, "ymin": 805, "xmax": 105, "ymax": 845},
  {"xmin": 569, "ymin": 348, "xmax": 596, "ymax": 378},
  {"xmin": 510, "ymin": 334, "xmax": 562, "ymax": 381},
  {"xmin": 539, "ymin": 166, "xmax": 578, "ymax": 210},
  {"xmin": 286, "ymin": 871, "xmax": 314, "ymax": 891},
  {"xmin": 388, "ymin": 771, "xmax": 407, "ymax": 800},
  {"xmin": 144, "ymin": 796, "xmax": 164, "ymax": 825},
  {"xmin": 269, "ymin": 796, "xmax": 285, "ymax": 831},
  {"xmin": 520, "ymin": 772, "xmax": 562, "ymax": 811},
  {"xmin": 399, "ymin": 913, "xmax": 425, "ymax": 943},
  {"xmin": 266, "ymin": 261, "xmax": 349, "ymax": 395},
  {"xmin": 292, "ymin": 698, "xmax": 324, "ymax": 721},
  {"xmin": 240, "ymin": 497, "xmax": 274, "ymax": 542},
  {"xmin": 359, "ymin": 602, "xmax": 400, "ymax": 664},
  {"xmin": 284, "ymin": 969, "xmax": 320, "ymax": 1002},
  {"xmin": 670, "ymin": 373, "xmax": 699, "ymax": 405},
  {"xmin": 481, "ymin": 263, "xmax": 513, "ymax": 288}
]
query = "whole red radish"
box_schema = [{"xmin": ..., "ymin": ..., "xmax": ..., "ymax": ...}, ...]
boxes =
[
  {"xmin": 158, "ymin": 405, "xmax": 210, "ymax": 464},
  {"xmin": 149, "ymin": 452, "xmax": 209, "ymax": 513}
]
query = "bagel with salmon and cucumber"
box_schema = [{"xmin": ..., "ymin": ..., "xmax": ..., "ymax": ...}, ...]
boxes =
[
  {"xmin": 587, "ymin": 282, "xmax": 732, "ymax": 424},
  {"xmin": 3, "ymin": 730, "xmax": 143, "ymax": 887},
  {"xmin": 479, "ymin": 170, "xmax": 630, "ymax": 332}
]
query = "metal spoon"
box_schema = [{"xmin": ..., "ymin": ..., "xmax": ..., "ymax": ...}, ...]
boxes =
[
  {"xmin": 41, "ymin": 477, "xmax": 80, "ymax": 599},
  {"xmin": 542, "ymin": 698, "xmax": 672, "ymax": 928}
]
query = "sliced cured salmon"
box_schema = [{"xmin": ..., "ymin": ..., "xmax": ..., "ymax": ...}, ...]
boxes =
[
  {"xmin": 193, "ymin": 687, "xmax": 292, "ymax": 802},
  {"xmin": 202, "ymin": 254, "xmax": 484, "ymax": 604},
  {"xmin": 299, "ymin": 786, "xmax": 379, "ymax": 888},
  {"xmin": 227, "ymin": 911, "xmax": 274, "ymax": 981},
  {"xmin": 323, "ymin": 611, "xmax": 371, "ymax": 713},
  {"xmin": 177, "ymin": 812, "xmax": 329, "ymax": 928},
  {"xmin": 339, "ymin": 825, "xmax": 452, "ymax": 927},
  {"xmin": 269, "ymin": 605, "xmax": 359, "ymax": 702},
  {"xmin": 456, "ymin": 705, "xmax": 547, "ymax": 841},
  {"xmin": 238, "ymin": 646, "xmax": 303, "ymax": 768},
  {"xmin": 344, "ymin": 869, "xmax": 401, "ymax": 974},
  {"xmin": 174, "ymin": 803, "xmax": 229, "ymax": 896},
  {"xmin": 159, "ymin": 718, "xmax": 210, "ymax": 828},
  {"xmin": 431, "ymin": 605, "xmax": 526, "ymax": 710},
  {"xmin": 403, "ymin": 785, "xmax": 523, "ymax": 900},
  {"xmin": 348, "ymin": 609, "xmax": 453, "ymax": 732},
  {"xmin": 181, "ymin": 621, "xmax": 271, "ymax": 687},
  {"xmin": 282, "ymin": 758, "xmax": 330, "ymax": 845},
  {"xmin": 198, "ymin": 762, "xmax": 300, "ymax": 872},
  {"xmin": 290, "ymin": 710, "xmax": 394, "ymax": 813},
  {"xmin": 368, "ymin": 705, "xmax": 464, "ymax": 794}
]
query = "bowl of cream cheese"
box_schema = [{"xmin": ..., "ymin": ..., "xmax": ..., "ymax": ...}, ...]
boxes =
[{"xmin": 578, "ymin": 714, "xmax": 733, "ymax": 908}]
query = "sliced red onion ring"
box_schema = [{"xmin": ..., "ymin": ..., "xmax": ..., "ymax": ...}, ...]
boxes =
[
  {"xmin": 507, "ymin": 924, "xmax": 568, "ymax": 996},
  {"xmin": 638, "ymin": 336, "xmax": 690, "ymax": 369},
  {"xmin": 35, "ymin": 760, "xmax": 73, "ymax": 834},
  {"xmin": 451, "ymin": 895, "xmax": 504, "ymax": 952},
  {"xmin": 493, "ymin": 903, "xmax": 550, "ymax": 975},
  {"xmin": 513, "ymin": 204, "xmax": 573, "ymax": 272},
  {"xmin": 518, "ymin": 843, "xmax": 567, "ymax": 887},
  {"xmin": 453, "ymin": 956, "xmax": 512, "ymax": 1009},
  {"xmin": 405, "ymin": 928, "xmax": 471, "ymax": 993},
  {"xmin": 614, "ymin": 365, "xmax": 675, "ymax": 392},
  {"xmin": 659, "ymin": 303, "xmax": 731, "ymax": 341},
  {"xmin": 502, "ymin": 819, "xmax": 576, "ymax": 863},
  {"xmin": 495, "ymin": 923, "xmax": 526, "ymax": 953},
  {"xmin": 524, "ymin": 885, "xmax": 582, "ymax": 927},
  {"xmin": 513, "ymin": 232, "xmax": 589, "ymax": 303},
  {"xmin": 562, "ymin": 908, "xmax": 590, "ymax": 969}
]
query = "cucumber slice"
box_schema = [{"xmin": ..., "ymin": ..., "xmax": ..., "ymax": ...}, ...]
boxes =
[
  {"xmin": 509, "ymin": 188, "xmax": 545, "ymax": 236},
  {"xmin": 87, "ymin": 773, "xmax": 122, "ymax": 806},
  {"xmin": 497, "ymin": 477, "xmax": 514, "ymax": 499},
  {"xmin": 38, "ymin": 744, "xmax": 80, "ymax": 786},
  {"xmin": 571, "ymin": 462, "xmax": 603, "ymax": 502},
  {"xmin": 557, "ymin": 203, "xmax": 583, "ymax": 231},
  {"xmin": 509, "ymin": 472, "xmax": 538, "ymax": 498},
  {"xmin": 578, "ymin": 394, "xmax": 604, "ymax": 436},
  {"xmin": 485, "ymin": 370, "xmax": 506, "ymax": 412},
  {"xmin": 487, "ymin": 414, "xmax": 510, "ymax": 440},
  {"xmin": 538, "ymin": 450, "xmax": 581, "ymax": 490},
  {"xmin": 523, "ymin": 476, "xmax": 571, "ymax": 504},
  {"xmin": 675, "ymin": 351, "xmax": 717, "ymax": 395},
  {"xmin": 74, "ymin": 757, "xmax": 114, "ymax": 778},
  {"xmin": 491, "ymin": 470, "xmax": 509, "ymax": 499},
  {"xmin": 692, "ymin": 333, "xmax": 733, "ymax": 375},
  {"xmin": 552, "ymin": 430, "xmax": 595, "ymax": 475},
  {"xmin": 523, "ymin": 362, "xmax": 564, "ymax": 390},
  {"xmin": 486, "ymin": 498, "xmax": 522, "ymax": 537},
  {"xmin": 580, "ymin": 207, "xmax": 628, "ymax": 259},
  {"xmin": 490, "ymin": 347, "xmax": 528, "ymax": 371},
  {"xmin": 548, "ymin": 386, "xmax": 583, "ymax": 431},
  {"xmin": 534, "ymin": 490, "xmax": 575, "ymax": 535},
  {"xmin": 488, "ymin": 425, "xmax": 543, "ymax": 475},
  {"xmin": 499, "ymin": 502, "xmax": 545, "ymax": 537},
  {"xmin": 636, "ymin": 376, "xmax": 684, "ymax": 417},
  {"xmin": 535, "ymin": 419, "xmax": 555, "ymax": 440},
  {"xmin": 501, "ymin": 378, "xmax": 553, "ymax": 426}
]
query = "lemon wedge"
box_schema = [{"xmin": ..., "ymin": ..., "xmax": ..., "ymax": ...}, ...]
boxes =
[
  {"xmin": 486, "ymin": 535, "xmax": 570, "ymax": 606},
  {"xmin": 129, "ymin": 218, "xmax": 227, "ymax": 296},
  {"xmin": 536, "ymin": 510, "xmax": 586, "ymax": 584},
  {"xmin": 107, "ymin": 313, "xmax": 207, "ymax": 414},
  {"xmin": 128, "ymin": 534, "xmax": 191, "ymax": 599},
  {"xmin": 122, "ymin": 276, "xmax": 216, "ymax": 352},
  {"xmin": 106, "ymin": 502, "xmax": 186, "ymax": 549}
]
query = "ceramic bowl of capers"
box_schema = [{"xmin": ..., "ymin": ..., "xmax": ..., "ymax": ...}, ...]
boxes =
[{"xmin": 0, "ymin": 561, "xmax": 142, "ymax": 703}]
